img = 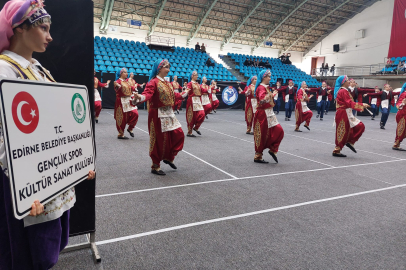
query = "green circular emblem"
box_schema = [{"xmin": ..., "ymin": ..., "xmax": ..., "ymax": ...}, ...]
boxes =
[{"xmin": 71, "ymin": 93, "xmax": 86, "ymax": 123}]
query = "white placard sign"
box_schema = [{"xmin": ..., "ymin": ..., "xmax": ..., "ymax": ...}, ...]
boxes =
[{"xmin": 0, "ymin": 80, "xmax": 95, "ymax": 219}]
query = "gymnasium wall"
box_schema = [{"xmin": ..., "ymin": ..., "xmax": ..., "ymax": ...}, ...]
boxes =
[{"xmin": 300, "ymin": 0, "xmax": 394, "ymax": 73}]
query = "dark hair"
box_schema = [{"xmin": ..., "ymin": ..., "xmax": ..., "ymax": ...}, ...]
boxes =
[{"xmin": 13, "ymin": 17, "xmax": 52, "ymax": 33}]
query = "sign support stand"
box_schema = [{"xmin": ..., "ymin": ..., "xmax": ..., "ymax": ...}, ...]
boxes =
[{"xmin": 61, "ymin": 232, "xmax": 101, "ymax": 263}]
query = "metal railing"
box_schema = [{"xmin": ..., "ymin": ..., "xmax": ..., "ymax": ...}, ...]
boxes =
[
  {"xmin": 145, "ymin": 35, "xmax": 175, "ymax": 47},
  {"xmin": 311, "ymin": 61, "xmax": 404, "ymax": 77}
]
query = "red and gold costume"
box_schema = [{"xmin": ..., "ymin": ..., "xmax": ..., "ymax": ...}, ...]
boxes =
[
  {"xmin": 200, "ymin": 83, "xmax": 212, "ymax": 116},
  {"xmin": 114, "ymin": 78, "xmax": 138, "ymax": 136},
  {"xmin": 295, "ymin": 88, "xmax": 313, "ymax": 129},
  {"xmin": 186, "ymin": 81, "xmax": 205, "ymax": 134},
  {"xmin": 333, "ymin": 87, "xmax": 365, "ymax": 153},
  {"xmin": 253, "ymin": 84, "xmax": 284, "ymax": 160},
  {"xmin": 127, "ymin": 77, "xmax": 140, "ymax": 89},
  {"xmin": 126, "ymin": 78, "xmax": 140, "ymax": 123},
  {"xmin": 171, "ymin": 80, "xmax": 182, "ymax": 110},
  {"xmin": 210, "ymin": 85, "xmax": 220, "ymax": 111},
  {"xmin": 94, "ymin": 77, "xmax": 108, "ymax": 119},
  {"xmin": 394, "ymin": 92, "xmax": 406, "ymax": 149},
  {"xmin": 140, "ymin": 77, "xmax": 186, "ymax": 170},
  {"xmin": 242, "ymin": 84, "xmax": 255, "ymax": 133}
]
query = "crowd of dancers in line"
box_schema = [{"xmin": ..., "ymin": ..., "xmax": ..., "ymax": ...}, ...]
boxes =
[{"xmin": 94, "ymin": 58, "xmax": 406, "ymax": 173}]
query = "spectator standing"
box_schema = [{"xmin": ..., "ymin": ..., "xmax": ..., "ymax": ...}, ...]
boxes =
[
  {"xmin": 285, "ymin": 53, "xmax": 292, "ymax": 65},
  {"xmin": 325, "ymin": 63, "xmax": 329, "ymax": 76},
  {"xmin": 195, "ymin": 42, "xmax": 201, "ymax": 52},
  {"xmin": 201, "ymin": 43, "xmax": 206, "ymax": 53},
  {"xmin": 321, "ymin": 63, "xmax": 325, "ymax": 76},
  {"xmin": 330, "ymin": 64, "xmax": 336, "ymax": 76},
  {"xmin": 279, "ymin": 53, "xmax": 286, "ymax": 63}
]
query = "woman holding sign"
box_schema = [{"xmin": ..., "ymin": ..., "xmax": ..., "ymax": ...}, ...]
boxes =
[
  {"xmin": 0, "ymin": 1, "xmax": 95, "ymax": 269},
  {"xmin": 133, "ymin": 59, "xmax": 187, "ymax": 175}
]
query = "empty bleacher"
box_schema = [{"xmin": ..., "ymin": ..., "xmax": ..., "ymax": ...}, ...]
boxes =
[
  {"xmin": 94, "ymin": 36, "xmax": 238, "ymax": 81},
  {"xmin": 227, "ymin": 53, "xmax": 321, "ymax": 87}
]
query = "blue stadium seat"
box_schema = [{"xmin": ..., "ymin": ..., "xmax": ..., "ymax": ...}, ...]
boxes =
[
  {"xmin": 107, "ymin": 66, "xmax": 115, "ymax": 73},
  {"xmin": 112, "ymin": 61, "xmax": 119, "ymax": 67}
]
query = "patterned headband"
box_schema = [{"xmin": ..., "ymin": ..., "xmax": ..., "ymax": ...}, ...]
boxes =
[
  {"xmin": 157, "ymin": 59, "xmax": 170, "ymax": 71},
  {"xmin": 289, "ymin": 80, "xmax": 293, "ymax": 83},
  {"xmin": 341, "ymin": 75, "xmax": 348, "ymax": 85},
  {"xmin": 192, "ymin": 71, "xmax": 197, "ymax": 76},
  {"xmin": 12, "ymin": 0, "xmax": 50, "ymax": 28},
  {"xmin": 262, "ymin": 70, "xmax": 271, "ymax": 79},
  {"xmin": 120, "ymin": 68, "xmax": 127, "ymax": 74}
]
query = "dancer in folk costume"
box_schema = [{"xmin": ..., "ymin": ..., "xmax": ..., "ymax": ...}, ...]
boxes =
[
  {"xmin": 171, "ymin": 75, "xmax": 182, "ymax": 113},
  {"xmin": 393, "ymin": 83, "xmax": 406, "ymax": 151},
  {"xmin": 363, "ymin": 86, "xmax": 381, "ymax": 120},
  {"xmin": 332, "ymin": 76, "xmax": 370, "ymax": 157},
  {"xmin": 209, "ymin": 80, "xmax": 220, "ymax": 113},
  {"xmin": 294, "ymin": 81, "xmax": 314, "ymax": 132},
  {"xmin": 0, "ymin": 2, "xmax": 95, "ymax": 269},
  {"xmin": 239, "ymin": 76, "xmax": 257, "ymax": 134},
  {"xmin": 134, "ymin": 59, "xmax": 187, "ymax": 175},
  {"xmin": 200, "ymin": 76, "xmax": 212, "ymax": 119},
  {"xmin": 348, "ymin": 78, "xmax": 359, "ymax": 116},
  {"xmin": 186, "ymin": 71, "xmax": 205, "ymax": 137},
  {"xmin": 271, "ymin": 81, "xmax": 285, "ymax": 114},
  {"xmin": 283, "ymin": 80, "xmax": 297, "ymax": 121},
  {"xmin": 94, "ymin": 69, "xmax": 110, "ymax": 123},
  {"xmin": 114, "ymin": 68, "xmax": 138, "ymax": 139},
  {"xmin": 127, "ymin": 72, "xmax": 145, "ymax": 90},
  {"xmin": 315, "ymin": 81, "xmax": 331, "ymax": 121},
  {"xmin": 127, "ymin": 72, "xmax": 144, "ymax": 128},
  {"xmin": 253, "ymin": 70, "xmax": 284, "ymax": 164},
  {"xmin": 325, "ymin": 86, "xmax": 333, "ymax": 115}
]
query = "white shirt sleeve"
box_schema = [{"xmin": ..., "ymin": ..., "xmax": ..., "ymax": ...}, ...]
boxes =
[{"xmin": 0, "ymin": 60, "xmax": 20, "ymax": 79}]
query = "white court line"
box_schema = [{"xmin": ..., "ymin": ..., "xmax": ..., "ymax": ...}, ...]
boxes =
[
  {"xmin": 283, "ymin": 123, "xmax": 395, "ymax": 144},
  {"xmin": 286, "ymin": 133, "xmax": 402, "ymax": 161},
  {"xmin": 96, "ymin": 182, "xmax": 406, "ymax": 246},
  {"xmin": 106, "ymin": 111, "xmax": 237, "ymax": 179},
  {"xmin": 207, "ymin": 116, "xmax": 401, "ymax": 160},
  {"xmin": 96, "ymin": 158, "xmax": 405, "ymax": 198},
  {"xmin": 177, "ymin": 120, "xmax": 334, "ymax": 168}
]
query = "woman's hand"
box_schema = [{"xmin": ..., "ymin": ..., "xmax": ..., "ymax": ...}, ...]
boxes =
[
  {"xmin": 87, "ymin": 170, "xmax": 95, "ymax": 180},
  {"xmin": 29, "ymin": 200, "xmax": 44, "ymax": 216},
  {"xmin": 363, "ymin": 103, "xmax": 371, "ymax": 108},
  {"xmin": 363, "ymin": 94, "xmax": 367, "ymax": 97}
]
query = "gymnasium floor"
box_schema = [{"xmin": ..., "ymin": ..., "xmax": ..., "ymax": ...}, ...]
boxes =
[{"xmin": 55, "ymin": 108, "xmax": 406, "ymax": 270}]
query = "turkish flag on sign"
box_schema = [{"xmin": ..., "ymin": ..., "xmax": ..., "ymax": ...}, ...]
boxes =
[{"xmin": 388, "ymin": 0, "xmax": 406, "ymax": 58}]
